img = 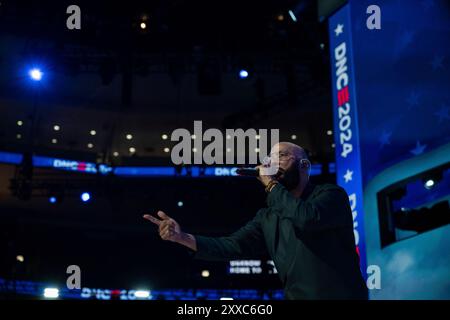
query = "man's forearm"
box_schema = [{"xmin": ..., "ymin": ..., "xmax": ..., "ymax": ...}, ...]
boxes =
[{"xmin": 177, "ymin": 232, "xmax": 197, "ymax": 251}]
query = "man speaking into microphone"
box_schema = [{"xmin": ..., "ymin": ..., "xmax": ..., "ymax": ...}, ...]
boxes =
[{"xmin": 143, "ymin": 142, "xmax": 368, "ymax": 300}]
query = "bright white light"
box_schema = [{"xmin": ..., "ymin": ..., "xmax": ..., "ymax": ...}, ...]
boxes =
[
  {"xmin": 425, "ymin": 179, "xmax": 435, "ymax": 189},
  {"xmin": 81, "ymin": 192, "xmax": 91, "ymax": 202},
  {"xmin": 51, "ymin": 138, "xmax": 57, "ymax": 144},
  {"xmin": 226, "ymin": 148, "xmax": 231, "ymax": 152},
  {"xmin": 129, "ymin": 147, "xmax": 136, "ymax": 153},
  {"xmin": 16, "ymin": 255, "xmax": 24, "ymax": 262},
  {"xmin": 17, "ymin": 120, "xmax": 23, "ymax": 126},
  {"xmin": 162, "ymin": 134, "xmax": 168, "ymax": 140},
  {"xmin": 254, "ymin": 148, "xmax": 260, "ymax": 153},
  {"xmin": 327, "ymin": 130, "xmax": 333, "ymax": 135},
  {"xmin": 87, "ymin": 143, "xmax": 93, "ymax": 149},
  {"xmin": 288, "ymin": 10, "xmax": 297, "ymax": 22},
  {"xmin": 113, "ymin": 152, "xmax": 119, "ymax": 157},
  {"xmin": 140, "ymin": 22, "xmax": 147, "ymax": 30},
  {"xmin": 53, "ymin": 125, "xmax": 60, "ymax": 131},
  {"xmin": 29, "ymin": 68, "xmax": 43, "ymax": 81},
  {"xmin": 255, "ymin": 135, "xmax": 260, "ymax": 140},
  {"xmin": 43, "ymin": 288, "xmax": 59, "ymax": 298},
  {"xmin": 192, "ymin": 148, "xmax": 197, "ymax": 153},
  {"xmin": 177, "ymin": 201, "xmax": 183, "ymax": 207},
  {"xmin": 220, "ymin": 297, "xmax": 234, "ymax": 300},
  {"xmin": 135, "ymin": 290, "xmax": 150, "ymax": 298},
  {"xmin": 126, "ymin": 134, "xmax": 133, "ymax": 140},
  {"xmin": 90, "ymin": 130, "xmax": 96, "ymax": 136},
  {"xmin": 164, "ymin": 147, "xmax": 170, "ymax": 153},
  {"xmin": 239, "ymin": 70, "xmax": 249, "ymax": 79},
  {"xmin": 201, "ymin": 270, "xmax": 210, "ymax": 278},
  {"xmin": 16, "ymin": 134, "xmax": 22, "ymax": 139},
  {"xmin": 191, "ymin": 134, "xmax": 196, "ymax": 140},
  {"xmin": 291, "ymin": 135, "xmax": 297, "ymax": 140},
  {"xmin": 331, "ymin": 143, "xmax": 336, "ymax": 148}
]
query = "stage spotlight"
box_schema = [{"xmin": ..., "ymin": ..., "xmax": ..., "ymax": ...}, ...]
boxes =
[
  {"xmin": 140, "ymin": 22, "xmax": 147, "ymax": 30},
  {"xmin": 423, "ymin": 170, "xmax": 443, "ymax": 190},
  {"xmin": 135, "ymin": 290, "xmax": 150, "ymax": 299},
  {"xmin": 201, "ymin": 270, "xmax": 210, "ymax": 278},
  {"xmin": 129, "ymin": 147, "xmax": 136, "ymax": 153},
  {"xmin": 277, "ymin": 14, "xmax": 285, "ymax": 21},
  {"xmin": 327, "ymin": 130, "xmax": 333, "ymax": 136},
  {"xmin": 90, "ymin": 130, "xmax": 96, "ymax": 136},
  {"xmin": 87, "ymin": 143, "xmax": 94, "ymax": 149},
  {"xmin": 113, "ymin": 152, "xmax": 119, "ymax": 157},
  {"xmin": 16, "ymin": 255, "xmax": 24, "ymax": 263},
  {"xmin": 239, "ymin": 70, "xmax": 249, "ymax": 79},
  {"xmin": 81, "ymin": 192, "xmax": 91, "ymax": 202},
  {"xmin": 49, "ymin": 196, "xmax": 57, "ymax": 204},
  {"xmin": 177, "ymin": 201, "xmax": 183, "ymax": 207},
  {"xmin": 162, "ymin": 134, "xmax": 168, "ymax": 140},
  {"xmin": 164, "ymin": 147, "xmax": 170, "ymax": 153},
  {"xmin": 424, "ymin": 179, "xmax": 435, "ymax": 189},
  {"xmin": 51, "ymin": 138, "xmax": 57, "ymax": 144},
  {"xmin": 29, "ymin": 68, "xmax": 43, "ymax": 81},
  {"xmin": 43, "ymin": 288, "xmax": 59, "ymax": 299},
  {"xmin": 16, "ymin": 134, "xmax": 22, "ymax": 139},
  {"xmin": 291, "ymin": 134, "xmax": 297, "ymax": 140},
  {"xmin": 53, "ymin": 125, "xmax": 60, "ymax": 131},
  {"xmin": 17, "ymin": 120, "xmax": 23, "ymax": 126},
  {"xmin": 288, "ymin": 10, "xmax": 297, "ymax": 22}
]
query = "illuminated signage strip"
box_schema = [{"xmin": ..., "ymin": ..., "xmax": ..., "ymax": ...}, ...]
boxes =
[
  {"xmin": 0, "ymin": 151, "xmax": 23, "ymax": 164},
  {"xmin": 328, "ymin": 4, "xmax": 367, "ymax": 275},
  {"xmin": 0, "ymin": 150, "xmax": 327, "ymax": 177},
  {"xmin": 0, "ymin": 277, "xmax": 283, "ymax": 300}
]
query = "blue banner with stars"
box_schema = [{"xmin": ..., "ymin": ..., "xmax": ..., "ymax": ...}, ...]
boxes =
[
  {"xmin": 349, "ymin": 0, "xmax": 450, "ymax": 184},
  {"xmin": 328, "ymin": 4, "xmax": 367, "ymax": 276}
]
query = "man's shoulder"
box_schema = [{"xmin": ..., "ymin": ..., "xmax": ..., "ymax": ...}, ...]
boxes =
[{"xmin": 312, "ymin": 183, "xmax": 348, "ymax": 196}]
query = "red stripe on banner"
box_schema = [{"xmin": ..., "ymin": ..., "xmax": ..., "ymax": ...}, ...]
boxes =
[{"xmin": 337, "ymin": 86, "xmax": 349, "ymax": 106}]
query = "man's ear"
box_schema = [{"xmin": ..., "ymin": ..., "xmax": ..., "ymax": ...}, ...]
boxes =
[{"xmin": 300, "ymin": 159, "xmax": 310, "ymax": 168}]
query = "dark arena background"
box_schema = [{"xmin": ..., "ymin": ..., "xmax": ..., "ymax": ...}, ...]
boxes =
[{"xmin": 0, "ymin": 0, "xmax": 449, "ymax": 304}]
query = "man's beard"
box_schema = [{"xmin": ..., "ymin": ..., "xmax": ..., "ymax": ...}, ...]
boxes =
[{"xmin": 277, "ymin": 160, "xmax": 301, "ymax": 191}]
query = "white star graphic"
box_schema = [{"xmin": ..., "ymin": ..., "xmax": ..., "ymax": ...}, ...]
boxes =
[
  {"xmin": 343, "ymin": 169, "xmax": 353, "ymax": 183},
  {"xmin": 410, "ymin": 141, "xmax": 427, "ymax": 156},
  {"xmin": 334, "ymin": 24, "xmax": 344, "ymax": 36},
  {"xmin": 433, "ymin": 105, "xmax": 450, "ymax": 123},
  {"xmin": 406, "ymin": 91, "xmax": 420, "ymax": 109},
  {"xmin": 379, "ymin": 131, "xmax": 392, "ymax": 148}
]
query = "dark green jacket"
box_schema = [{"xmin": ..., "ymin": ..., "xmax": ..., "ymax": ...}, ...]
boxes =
[{"xmin": 192, "ymin": 183, "xmax": 368, "ymax": 300}]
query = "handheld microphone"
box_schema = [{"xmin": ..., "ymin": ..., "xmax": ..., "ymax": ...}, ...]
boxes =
[{"xmin": 235, "ymin": 167, "xmax": 260, "ymax": 177}]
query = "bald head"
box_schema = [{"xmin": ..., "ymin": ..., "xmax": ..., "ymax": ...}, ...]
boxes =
[{"xmin": 272, "ymin": 142, "xmax": 308, "ymax": 161}]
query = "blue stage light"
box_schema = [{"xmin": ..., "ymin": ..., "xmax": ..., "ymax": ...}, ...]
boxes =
[
  {"xmin": 81, "ymin": 192, "xmax": 91, "ymax": 202},
  {"xmin": 239, "ymin": 70, "xmax": 249, "ymax": 79},
  {"xmin": 29, "ymin": 68, "xmax": 43, "ymax": 81}
]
